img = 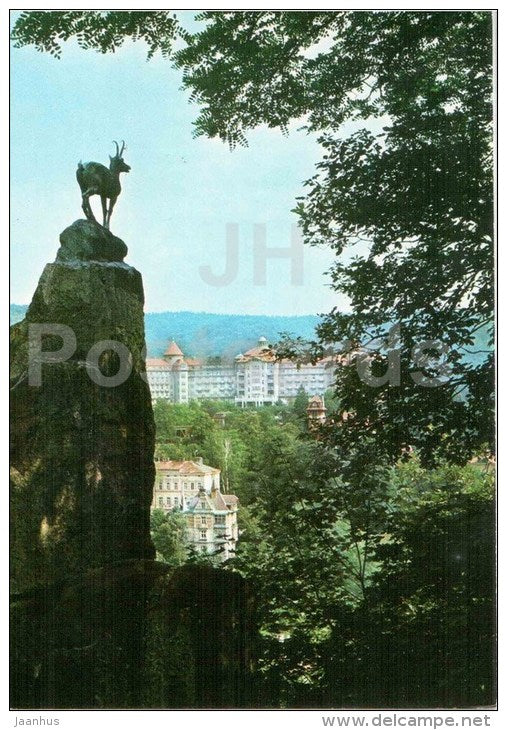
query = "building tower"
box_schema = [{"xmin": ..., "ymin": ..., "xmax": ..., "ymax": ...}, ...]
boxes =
[
  {"xmin": 163, "ymin": 340, "xmax": 184, "ymax": 363},
  {"xmin": 307, "ymin": 395, "xmax": 327, "ymax": 428}
]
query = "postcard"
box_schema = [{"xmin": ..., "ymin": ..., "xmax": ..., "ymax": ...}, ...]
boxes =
[{"xmin": 8, "ymin": 5, "xmax": 497, "ymax": 727}]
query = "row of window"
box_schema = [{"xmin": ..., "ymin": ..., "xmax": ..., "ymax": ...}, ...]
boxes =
[
  {"xmin": 158, "ymin": 478, "xmax": 205, "ymax": 489},
  {"xmin": 151, "ymin": 386, "xmax": 333, "ymax": 402},
  {"xmin": 198, "ymin": 526, "xmax": 228, "ymax": 539},
  {"xmin": 194, "ymin": 386, "xmax": 234, "ymax": 394},
  {"xmin": 149, "ymin": 367, "xmax": 330, "ymax": 380},
  {"xmin": 158, "ymin": 496, "xmax": 181, "ymax": 507},
  {"xmin": 156, "ymin": 495, "xmax": 227, "ymax": 519}
]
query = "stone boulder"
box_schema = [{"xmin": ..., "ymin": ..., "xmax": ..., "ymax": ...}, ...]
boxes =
[
  {"xmin": 56, "ymin": 219, "xmax": 128, "ymax": 262},
  {"xmin": 10, "ymin": 561, "xmax": 258, "ymax": 708}
]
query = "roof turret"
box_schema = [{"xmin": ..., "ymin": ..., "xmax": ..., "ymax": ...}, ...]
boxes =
[{"xmin": 164, "ymin": 340, "xmax": 183, "ymax": 357}]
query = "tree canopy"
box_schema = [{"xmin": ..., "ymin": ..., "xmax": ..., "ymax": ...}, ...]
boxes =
[
  {"xmin": 146, "ymin": 397, "xmax": 495, "ymax": 705},
  {"xmin": 11, "ymin": 10, "xmax": 179, "ymax": 59}
]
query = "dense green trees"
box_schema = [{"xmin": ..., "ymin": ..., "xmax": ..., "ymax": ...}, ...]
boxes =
[
  {"xmin": 173, "ymin": 12, "xmax": 493, "ymax": 463},
  {"xmin": 153, "ymin": 398, "xmax": 300, "ymax": 502},
  {"xmin": 150, "ymin": 508, "xmax": 188, "ymax": 567},
  {"xmin": 242, "ymin": 447, "xmax": 494, "ymax": 707},
  {"xmin": 325, "ymin": 458, "xmax": 495, "ymax": 707},
  {"xmin": 150, "ymin": 399, "xmax": 494, "ymax": 706}
]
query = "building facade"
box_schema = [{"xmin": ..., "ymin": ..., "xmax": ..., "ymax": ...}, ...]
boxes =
[
  {"xmin": 146, "ymin": 336, "xmax": 337, "ymax": 405},
  {"xmin": 151, "ymin": 458, "xmax": 238, "ymax": 562}
]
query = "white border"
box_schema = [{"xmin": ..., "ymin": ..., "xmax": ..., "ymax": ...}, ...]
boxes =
[{"xmin": 4, "ymin": 4, "xmax": 501, "ymax": 729}]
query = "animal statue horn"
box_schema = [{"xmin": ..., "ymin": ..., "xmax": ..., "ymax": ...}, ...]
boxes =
[{"xmin": 76, "ymin": 142, "xmax": 131, "ymax": 230}]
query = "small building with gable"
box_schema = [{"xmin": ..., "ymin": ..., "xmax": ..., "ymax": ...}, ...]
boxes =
[
  {"xmin": 151, "ymin": 458, "xmax": 239, "ymax": 562},
  {"xmin": 307, "ymin": 395, "xmax": 327, "ymax": 426}
]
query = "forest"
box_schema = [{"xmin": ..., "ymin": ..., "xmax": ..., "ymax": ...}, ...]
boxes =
[
  {"xmin": 9, "ymin": 304, "xmax": 321, "ymax": 359},
  {"xmin": 151, "ymin": 396, "xmax": 494, "ymax": 707}
]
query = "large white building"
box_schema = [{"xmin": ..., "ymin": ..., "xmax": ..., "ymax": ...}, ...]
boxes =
[
  {"xmin": 151, "ymin": 458, "xmax": 238, "ymax": 562},
  {"xmin": 146, "ymin": 336, "xmax": 337, "ymax": 405}
]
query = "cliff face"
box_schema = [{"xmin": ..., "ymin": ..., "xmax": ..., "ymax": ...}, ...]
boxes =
[{"xmin": 10, "ymin": 219, "xmax": 155, "ymax": 594}]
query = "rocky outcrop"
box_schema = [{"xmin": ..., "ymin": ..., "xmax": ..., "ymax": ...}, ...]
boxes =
[
  {"xmin": 10, "ymin": 220, "xmax": 257, "ymax": 709},
  {"xmin": 10, "ymin": 561, "xmax": 258, "ymax": 709},
  {"xmin": 10, "ymin": 220, "xmax": 155, "ymax": 593}
]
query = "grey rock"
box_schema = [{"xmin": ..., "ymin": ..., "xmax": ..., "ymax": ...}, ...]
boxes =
[
  {"xmin": 57, "ymin": 219, "xmax": 128, "ymax": 262},
  {"xmin": 10, "ymin": 228, "xmax": 154, "ymax": 594},
  {"xmin": 10, "ymin": 222, "xmax": 258, "ymax": 710},
  {"xmin": 10, "ymin": 561, "xmax": 257, "ymax": 708}
]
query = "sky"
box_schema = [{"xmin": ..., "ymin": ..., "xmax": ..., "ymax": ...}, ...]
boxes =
[{"xmin": 10, "ymin": 11, "xmax": 346, "ymax": 316}]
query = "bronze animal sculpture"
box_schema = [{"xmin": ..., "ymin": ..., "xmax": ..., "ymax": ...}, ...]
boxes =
[{"xmin": 76, "ymin": 141, "xmax": 131, "ymax": 230}]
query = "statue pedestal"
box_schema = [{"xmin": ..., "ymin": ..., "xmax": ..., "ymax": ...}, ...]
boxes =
[
  {"xmin": 56, "ymin": 219, "xmax": 128, "ymax": 263},
  {"xmin": 10, "ymin": 221, "xmax": 154, "ymax": 593}
]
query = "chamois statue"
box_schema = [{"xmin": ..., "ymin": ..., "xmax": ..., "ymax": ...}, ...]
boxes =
[{"xmin": 76, "ymin": 141, "xmax": 131, "ymax": 230}]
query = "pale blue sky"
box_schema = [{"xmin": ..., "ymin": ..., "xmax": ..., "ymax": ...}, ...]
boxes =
[{"xmin": 10, "ymin": 11, "xmax": 344, "ymax": 315}]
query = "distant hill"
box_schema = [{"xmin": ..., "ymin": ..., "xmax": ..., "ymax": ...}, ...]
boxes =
[
  {"xmin": 10, "ymin": 304, "xmax": 492, "ymax": 362},
  {"xmin": 10, "ymin": 304, "xmax": 320, "ymax": 359},
  {"xmin": 144, "ymin": 311, "xmax": 321, "ymax": 359},
  {"xmin": 10, "ymin": 304, "xmax": 28, "ymax": 325}
]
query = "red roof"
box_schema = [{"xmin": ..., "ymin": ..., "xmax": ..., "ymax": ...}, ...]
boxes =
[
  {"xmin": 308, "ymin": 395, "xmax": 325, "ymax": 405},
  {"xmin": 146, "ymin": 358, "xmax": 172, "ymax": 369},
  {"xmin": 212, "ymin": 491, "xmax": 228, "ymax": 510},
  {"xmin": 223, "ymin": 494, "xmax": 239, "ymax": 505},
  {"xmin": 172, "ymin": 359, "xmax": 188, "ymax": 370},
  {"xmin": 164, "ymin": 340, "xmax": 183, "ymax": 357},
  {"xmin": 156, "ymin": 459, "xmax": 220, "ymax": 475},
  {"xmin": 241, "ymin": 346, "xmax": 275, "ymax": 362}
]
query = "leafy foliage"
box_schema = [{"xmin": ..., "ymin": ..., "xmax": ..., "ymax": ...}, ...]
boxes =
[
  {"xmin": 11, "ymin": 11, "xmax": 179, "ymax": 59},
  {"xmin": 153, "ymin": 400, "xmax": 494, "ymax": 706},
  {"xmin": 324, "ymin": 459, "xmax": 495, "ymax": 707},
  {"xmin": 153, "ymin": 398, "xmax": 301, "ymax": 502},
  {"xmin": 12, "ymin": 11, "xmax": 493, "ymax": 461},
  {"xmin": 177, "ymin": 11, "xmax": 494, "ymax": 463},
  {"xmin": 150, "ymin": 508, "xmax": 188, "ymax": 567}
]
